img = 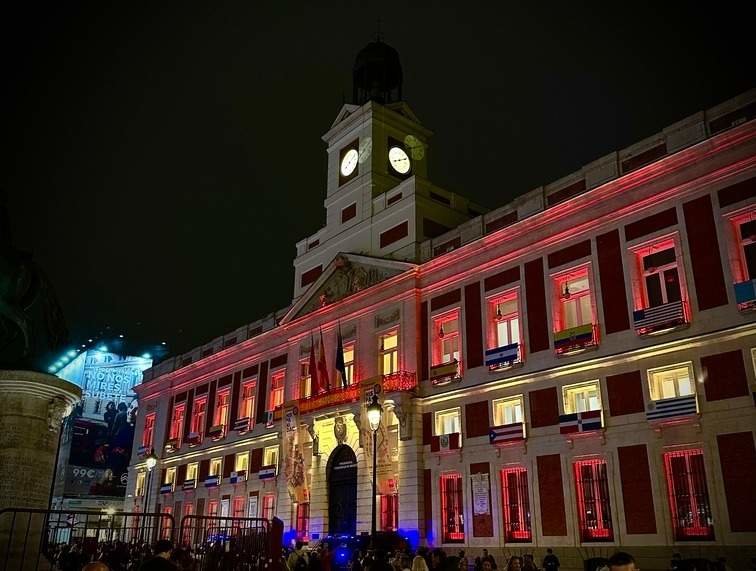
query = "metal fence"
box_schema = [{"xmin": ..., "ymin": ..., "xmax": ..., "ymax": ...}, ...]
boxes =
[{"xmin": 0, "ymin": 508, "xmax": 173, "ymax": 571}]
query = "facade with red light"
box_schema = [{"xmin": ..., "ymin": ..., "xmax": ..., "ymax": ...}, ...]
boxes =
[{"xmin": 126, "ymin": 83, "xmax": 756, "ymax": 568}]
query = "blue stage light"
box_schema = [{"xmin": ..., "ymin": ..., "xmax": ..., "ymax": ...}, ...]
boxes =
[
  {"xmin": 141, "ymin": 353, "xmax": 151, "ymax": 359},
  {"xmin": 67, "ymin": 350, "xmax": 77, "ymax": 358}
]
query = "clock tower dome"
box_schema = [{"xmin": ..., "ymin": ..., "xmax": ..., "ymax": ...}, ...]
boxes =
[{"xmin": 292, "ymin": 40, "xmax": 486, "ymax": 300}]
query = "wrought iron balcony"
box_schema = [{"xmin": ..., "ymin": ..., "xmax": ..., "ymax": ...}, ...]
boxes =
[
  {"xmin": 297, "ymin": 371, "xmax": 416, "ymax": 415},
  {"xmin": 646, "ymin": 393, "xmax": 698, "ymax": 424},
  {"xmin": 430, "ymin": 359, "xmax": 462, "ymax": 385}
]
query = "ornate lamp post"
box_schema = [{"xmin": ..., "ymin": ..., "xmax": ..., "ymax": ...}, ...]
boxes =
[
  {"xmin": 143, "ymin": 448, "xmax": 158, "ymax": 513},
  {"xmin": 367, "ymin": 394, "xmax": 383, "ymax": 541}
]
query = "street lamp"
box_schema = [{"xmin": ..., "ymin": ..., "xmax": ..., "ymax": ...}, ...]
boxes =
[
  {"xmin": 144, "ymin": 448, "xmax": 158, "ymax": 512},
  {"xmin": 367, "ymin": 394, "xmax": 383, "ymax": 541}
]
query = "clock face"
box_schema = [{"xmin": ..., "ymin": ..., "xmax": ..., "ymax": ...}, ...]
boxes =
[
  {"xmin": 388, "ymin": 146, "xmax": 411, "ymax": 175},
  {"xmin": 340, "ymin": 149, "xmax": 359, "ymax": 177}
]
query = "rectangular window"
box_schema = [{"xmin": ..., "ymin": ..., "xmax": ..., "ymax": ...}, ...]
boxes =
[
  {"xmin": 191, "ymin": 396, "xmax": 207, "ymax": 438},
  {"xmin": 233, "ymin": 497, "xmax": 246, "ymax": 519},
  {"xmin": 214, "ymin": 389, "xmax": 231, "ymax": 428},
  {"xmin": 380, "ymin": 494, "xmax": 399, "ymax": 532},
  {"xmin": 435, "ymin": 408, "xmax": 461, "ymax": 436},
  {"xmin": 574, "ymin": 459, "xmax": 614, "ymax": 542},
  {"xmin": 641, "ymin": 246, "xmax": 682, "ymax": 307},
  {"xmin": 493, "ymin": 396, "xmax": 524, "ymax": 426},
  {"xmin": 269, "ymin": 370, "xmax": 285, "ymax": 411},
  {"xmin": 648, "ymin": 363, "xmax": 695, "ymax": 401},
  {"xmin": 207, "ymin": 499, "xmax": 219, "ymax": 519},
  {"xmin": 181, "ymin": 502, "xmax": 194, "ymax": 539},
  {"xmin": 500, "ymin": 467, "xmax": 531, "ymax": 542},
  {"xmin": 239, "ymin": 381, "xmax": 256, "ymax": 421},
  {"xmin": 164, "ymin": 467, "xmax": 177, "ymax": 489},
  {"xmin": 555, "ymin": 271, "xmax": 594, "ymax": 330},
  {"xmin": 344, "ymin": 342, "xmax": 355, "ymax": 385},
  {"xmin": 186, "ymin": 463, "xmax": 198, "ymax": 486},
  {"xmin": 209, "ymin": 457, "xmax": 222, "ymax": 477},
  {"xmin": 379, "ymin": 331, "xmax": 399, "ymax": 375},
  {"xmin": 295, "ymin": 503, "xmax": 310, "ymax": 540},
  {"xmin": 433, "ymin": 310, "xmax": 461, "ymax": 365},
  {"xmin": 663, "ymin": 449, "xmax": 715, "ymax": 540},
  {"xmin": 135, "ymin": 471, "xmax": 146, "ymax": 497},
  {"xmin": 562, "ymin": 381, "xmax": 602, "ymax": 415},
  {"xmin": 264, "ymin": 446, "xmax": 279, "ymax": 473},
  {"xmin": 299, "ymin": 360, "xmax": 311, "ymax": 399},
  {"xmin": 142, "ymin": 413, "xmax": 156, "ymax": 448},
  {"xmin": 440, "ymin": 472, "xmax": 465, "ymax": 543},
  {"xmin": 235, "ymin": 452, "xmax": 249, "ymax": 474},
  {"xmin": 488, "ymin": 293, "xmax": 521, "ymax": 350},
  {"xmin": 170, "ymin": 403, "xmax": 185, "ymax": 442},
  {"xmin": 736, "ymin": 217, "xmax": 756, "ymax": 280},
  {"xmin": 161, "ymin": 506, "xmax": 173, "ymax": 540},
  {"xmin": 262, "ymin": 494, "xmax": 276, "ymax": 520}
]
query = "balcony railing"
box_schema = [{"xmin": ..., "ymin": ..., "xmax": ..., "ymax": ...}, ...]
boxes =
[
  {"xmin": 163, "ymin": 437, "xmax": 180, "ymax": 453},
  {"xmin": 182, "ymin": 479, "xmax": 196, "ymax": 491},
  {"xmin": 485, "ymin": 342, "xmax": 522, "ymax": 371},
  {"xmin": 734, "ymin": 279, "xmax": 756, "ymax": 311},
  {"xmin": 208, "ymin": 424, "xmax": 225, "ymax": 440},
  {"xmin": 259, "ymin": 465, "xmax": 277, "ymax": 480},
  {"xmin": 185, "ymin": 432, "xmax": 201, "ymax": 446},
  {"xmin": 233, "ymin": 416, "xmax": 251, "ymax": 433},
  {"xmin": 430, "ymin": 359, "xmax": 462, "ymax": 385},
  {"xmin": 633, "ymin": 300, "xmax": 689, "ymax": 336},
  {"xmin": 554, "ymin": 323, "xmax": 599, "ymax": 356},
  {"xmin": 646, "ymin": 393, "xmax": 698, "ymax": 424}
]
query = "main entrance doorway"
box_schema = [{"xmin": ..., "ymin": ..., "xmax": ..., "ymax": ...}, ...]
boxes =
[{"xmin": 327, "ymin": 444, "xmax": 357, "ymax": 535}]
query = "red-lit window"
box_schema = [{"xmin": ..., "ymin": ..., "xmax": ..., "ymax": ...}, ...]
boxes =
[
  {"xmin": 433, "ymin": 310, "xmax": 462, "ymax": 367},
  {"xmin": 206, "ymin": 500, "xmax": 219, "ymax": 531},
  {"xmin": 380, "ymin": 494, "xmax": 399, "ymax": 532},
  {"xmin": 142, "ymin": 413, "xmax": 156, "ymax": 448},
  {"xmin": 553, "ymin": 267, "xmax": 595, "ymax": 332},
  {"xmin": 295, "ymin": 503, "xmax": 310, "ymax": 540},
  {"xmin": 191, "ymin": 397, "xmax": 206, "ymax": 438},
  {"xmin": 487, "ymin": 291, "xmax": 521, "ymax": 349},
  {"xmin": 214, "ymin": 389, "xmax": 230, "ymax": 428},
  {"xmin": 440, "ymin": 472, "xmax": 465, "ymax": 543},
  {"xmin": 181, "ymin": 502, "xmax": 194, "ymax": 545},
  {"xmin": 239, "ymin": 381, "xmax": 256, "ymax": 421},
  {"xmin": 169, "ymin": 403, "xmax": 185, "ymax": 442},
  {"xmin": 631, "ymin": 238, "xmax": 687, "ymax": 309},
  {"xmin": 269, "ymin": 370, "xmax": 285, "ymax": 411},
  {"xmin": 233, "ymin": 497, "xmax": 246, "ymax": 518},
  {"xmin": 161, "ymin": 506, "xmax": 173, "ymax": 540},
  {"xmin": 727, "ymin": 211, "xmax": 756, "ymax": 282},
  {"xmin": 500, "ymin": 466, "xmax": 531, "ymax": 542},
  {"xmin": 262, "ymin": 494, "xmax": 276, "ymax": 520},
  {"xmin": 299, "ymin": 360, "xmax": 311, "ymax": 400},
  {"xmin": 343, "ymin": 342, "xmax": 355, "ymax": 385},
  {"xmin": 663, "ymin": 449, "xmax": 715, "ymax": 541},
  {"xmin": 573, "ymin": 459, "xmax": 613, "ymax": 542}
]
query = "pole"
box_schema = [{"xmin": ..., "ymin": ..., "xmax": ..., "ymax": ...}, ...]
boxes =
[
  {"xmin": 371, "ymin": 428, "xmax": 377, "ymax": 541},
  {"xmin": 141, "ymin": 467, "xmax": 153, "ymax": 543}
]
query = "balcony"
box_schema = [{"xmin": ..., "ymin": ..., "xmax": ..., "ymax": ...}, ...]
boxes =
[
  {"xmin": 208, "ymin": 424, "xmax": 225, "ymax": 441},
  {"xmin": 430, "ymin": 432, "xmax": 462, "ymax": 453},
  {"xmin": 488, "ymin": 422, "xmax": 525, "ymax": 446},
  {"xmin": 554, "ymin": 323, "xmax": 599, "ymax": 356},
  {"xmin": 485, "ymin": 342, "xmax": 522, "ymax": 371},
  {"xmin": 633, "ymin": 300, "xmax": 689, "ymax": 336},
  {"xmin": 297, "ymin": 371, "xmax": 417, "ymax": 415},
  {"xmin": 646, "ymin": 393, "xmax": 698, "ymax": 424},
  {"xmin": 734, "ymin": 279, "xmax": 756, "ymax": 311},
  {"xmin": 182, "ymin": 479, "xmax": 196, "ymax": 491},
  {"xmin": 559, "ymin": 410, "xmax": 603, "ymax": 435},
  {"xmin": 430, "ymin": 359, "xmax": 462, "ymax": 386},
  {"xmin": 163, "ymin": 438, "xmax": 180, "ymax": 453},
  {"xmin": 185, "ymin": 432, "xmax": 201, "ymax": 446},
  {"xmin": 233, "ymin": 416, "xmax": 251, "ymax": 433}
]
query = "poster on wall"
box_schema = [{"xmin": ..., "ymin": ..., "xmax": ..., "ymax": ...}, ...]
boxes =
[
  {"xmin": 471, "ymin": 473, "xmax": 490, "ymax": 515},
  {"xmin": 282, "ymin": 405, "xmax": 309, "ymax": 503}
]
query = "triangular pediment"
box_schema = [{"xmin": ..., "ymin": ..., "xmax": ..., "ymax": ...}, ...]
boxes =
[
  {"xmin": 330, "ymin": 104, "xmax": 360, "ymax": 130},
  {"xmin": 283, "ymin": 253, "xmax": 416, "ymax": 323}
]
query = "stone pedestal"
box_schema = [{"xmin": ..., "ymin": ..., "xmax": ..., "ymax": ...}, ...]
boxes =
[{"xmin": 0, "ymin": 370, "xmax": 80, "ymax": 570}]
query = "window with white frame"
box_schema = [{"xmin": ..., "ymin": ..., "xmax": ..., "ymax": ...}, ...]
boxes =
[
  {"xmin": 379, "ymin": 331, "xmax": 399, "ymax": 375},
  {"xmin": 214, "ymin": 388, "xmax": 231, "ymax": 428},
  {"xmin": 264, "ymin": 445, "xmax": 279, "ymax": 472},
  {"xmin": 433, "ymin": 311, "xmax": 461, "ymax": 365},
  {"xmin": 269, "ymin": 370, "xmax": 285, "ymax": 411},
  {"xmin": 190, "ymin": 396, "xmax": 206, "ymax": 438},
  {"xmin": 434, "ymin": 408, "xmax": 461, "ymax": 436},
  {"xmin": 488, "ymin": 294, "xmax": 520, "ymax": 350},
  {"xmin": 209, "ymin": 457, "xmax": 222, "ymax": 477},
  {"xmin": 493, "ymin": 396, "xmax": 524, "ymax": 426},
  {"xmin": 135, "ymin": 471, "xmax": 146, "ymax": 496},
  {"xmin": 299, "ymin": 359, "xmax": 311, "ymax": 399},
  {"xmin": 164, "ymin": 467, "xmax": 176, "ymax": 488},
  {"xmin": 639, "ymin": 243, "xmax": 683, "ymax": 307},
  {"xmin": 344, "ymin": 342, "xmax": 355, "ymax": 384},
  {"xmin": 648, "ymin": 363, "xmax": 695, "ymax": 401},
  {"xmin": 554, "ymin": 270, "xmax": 594, "ymax": 331},
  {"xmin": 734, "ymin": 215, "xmax": 756, "ymax": 281},
  {"xmin": 186, "ymin": 462, "xmax": 198, "ymax": 485},
  {"xmin": 235, "ymin": 452, "xmax": 249, "ymax": 474},
  {"xmin": 239, "ymin": 380, "xmax": 256, "ymax": 420},
  {"xmin": 562, "ymin": 381, "xmax": 602, "ymax": 414}
]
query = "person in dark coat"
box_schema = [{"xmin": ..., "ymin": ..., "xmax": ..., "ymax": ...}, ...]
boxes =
[{"xmin": 139, "ymin": 540, "xmax": 177, "ymax": 570}]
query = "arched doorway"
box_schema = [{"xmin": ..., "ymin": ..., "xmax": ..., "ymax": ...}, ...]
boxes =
[{"xmin": 327, "ymin": 444, "xmax": 358, "ymax": 535}]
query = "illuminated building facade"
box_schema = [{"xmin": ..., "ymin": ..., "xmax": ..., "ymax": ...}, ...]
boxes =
[{"xmin": 126, "ymin": 43, "xmax": 756, "ymax": 568}]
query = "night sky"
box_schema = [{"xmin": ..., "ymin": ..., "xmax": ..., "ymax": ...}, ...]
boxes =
[{"xmin": 2, "ymin": 2, "xmax": 752, "ymax": 359}]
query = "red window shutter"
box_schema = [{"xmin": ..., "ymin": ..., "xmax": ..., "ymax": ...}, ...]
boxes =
[
  {"xmin": 430, "ymin": 289, "xmax": 461, "ymax": 311},
  {"xmin": 484, "ymin": 266, "xmax": 520, "ymax": 292},
  {"xmin": 465, "ymin": 401, "xmax": 490, "ymax": 438},
  {"xmin": 177, "ymin": 464, "xmax": 187, "ymax": 485},
  {"xmin": 182, "ymin": 388, "xmax": 194, "ymax": 438},
  {"xmin": 223, "ymin": 454, "xmax": 235, "ymax": 478},
  {"xmin": 198, "ymin": 460, "xmax": 210, "ymax": 482},
  {"xmin": 701, "ymin": 350, "xmax": 749, "ymax": 401},
  {"xmin": 624, "ymin": 208, "xmax": 677, "ymax": 241},
  {"xmin": 606, "ymin": 371, "xmax": 645, "ymax": 416},
  {"xmin": 250, "ymin": 448, "xmax": 263, "ymax": 473},
  {"xmin": 380, "ymin": 221, "xmax": 409, "ymax": 248},
  {"xmin": 596, "ymin": 229, "xmax": 630, "ymax": 334},
  {"xmin": 617, "ymin": 444, "xmax": 657, "ymax": 534},
  {"xmin": 464, "ymin": 283, "xmax": 483, "ymax": 369},
  {"xmin": 717, "ymin": 432, "xmax": 756, "ymax": 532},
  {"xmin": 524, "ymin": 258, "xmax": 549, "ymax": 353},
  {"xmin": 255, "ymin": 362, "xmax": 269, "ymax": 425},
  {"xmin": 420, "ymin": 302, "xmax": 429, "ymax": 381},
  {"xmin": 423, "ymin": 469, "xmax": 433, "ymax": 539},
  {"xmin": 536, "ymin": 454, "xmax": 567, "ymax": 536},
  {"xmin": 683, "ymin": 195, "xmax": 728, "ymax": 310},
  {"xmin": 718, "ymin": 177, "xmax": 756, "ymax": 208},
  {"xmin": 529, "ymin": 387, "xmax": 559, "ymax": 428},
  {"xmin": 230, "ymin": 372, "xmax": 241, "ymax": 424},
  {"xmin": 470, "ymin": 462, "xmax": 493, "ymax": 537},
  {"xmin": 205, "ymin": 380, "xmax": 217, "ymax": 434},
  {"xmin": 547, "ymin": 240, "xmax": 591, "ymax": 269},
  {"xmin": 422, "ymin": 412, "xmax": 433, "ymax": 445}
]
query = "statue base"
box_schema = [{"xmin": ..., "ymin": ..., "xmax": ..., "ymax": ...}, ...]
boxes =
[{"xmin": 0, "ymin": 370, "xmax": 80, "ymax": 570}]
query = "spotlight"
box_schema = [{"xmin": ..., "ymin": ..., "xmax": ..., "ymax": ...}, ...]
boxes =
[
  {"xmin": 67, "ymin": 350, "xmax": 77, "ymax": 358},
  {"xmin": 141, "ymin": 353, "xmax": 151, "ymax": 360},
  {"xmin": 98, "ymin": 345, "xmax": 108, "ymax": 352}
]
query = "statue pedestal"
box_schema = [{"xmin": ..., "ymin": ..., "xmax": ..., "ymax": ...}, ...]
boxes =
[{"xmin": 0, "ymin": 370, "xmax": 80, "ymax": 570}]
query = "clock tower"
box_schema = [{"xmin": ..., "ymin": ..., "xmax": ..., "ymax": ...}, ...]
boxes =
[{"xmin": 292, "ymin": 40, "xmax": 486, "ymax": 301}]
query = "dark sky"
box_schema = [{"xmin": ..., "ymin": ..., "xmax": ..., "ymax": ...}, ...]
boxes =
[{"xmin": 2, "ymin": 2, "xmax": 752, "ymax": 358}]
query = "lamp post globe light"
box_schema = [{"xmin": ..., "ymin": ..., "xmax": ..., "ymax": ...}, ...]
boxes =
[
  {"xmin": 367, "ymin": 394, "xmax": 383, "ymax": 541},
  {"xmin": 144, "ymin": 448, "xmax": 158, "ymax": 512}
]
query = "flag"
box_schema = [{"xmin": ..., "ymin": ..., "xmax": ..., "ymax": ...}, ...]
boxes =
[
  {"xmin": 489, "ymin": 422, "xmax": 525, "ymax": 444},
  {"xmin": 309, "ymin": 334, "xmax": 320, "ymax": 395},
  {"xmin": 646, "ymin": 394, "xmax": 697, "ymax": 422},
  {"xmin": 230, "ymin": 470, "xmax": 246, "ymax": 484},
  {"xmin": 559, "ymin": 410, "xmax": 602, "ymax": 434},
  {"xmin": 317, "ymin": 328, "xmax": 330, "ymax": 391},
  {"xmin": 632, "ymin": 300, "xmax": 685, "ymax": 333},
  {"xmin": 335, "ymin": 324, "xmax": 347, "ymax": 388}
]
